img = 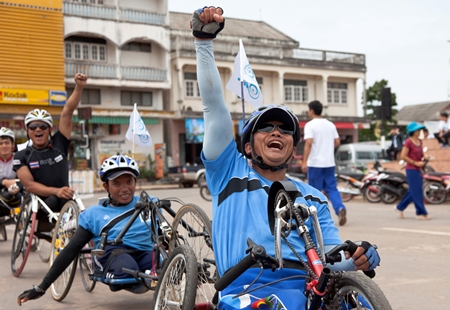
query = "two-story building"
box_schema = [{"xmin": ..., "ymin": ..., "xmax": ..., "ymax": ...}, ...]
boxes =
[{"xmin": 1, "ymin": 0, "xmax": 370, "ymax": 177}]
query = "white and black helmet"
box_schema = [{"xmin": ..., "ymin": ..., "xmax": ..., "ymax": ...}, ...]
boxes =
[
  {"xmin": 99, "ymin": 155, "xmax": 140, "ymax": 182},
  {"xmin": 0, "ymin": 127, "xmax": 15, "ymax": 143},
  {"xmin": 24, "ymin": 109, "xmax": 53, "ymax": 128}
]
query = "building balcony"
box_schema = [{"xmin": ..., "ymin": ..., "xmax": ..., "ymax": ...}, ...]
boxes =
[
  {"xmin": 65, "ymin": 62, "xmax": 167, "ymax": 82},
  {"xmin": 63, "ymin": 1, "xmax": 166, "ymax": 26},
  {"xmin": 171, "ymin": 37, "xmax": 366, "ymax": 71}
]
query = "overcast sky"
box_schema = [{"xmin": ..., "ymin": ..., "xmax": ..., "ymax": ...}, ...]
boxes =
[{"xmin": 168, "ymin": 0, "xmax": 450, "ymax": 116}]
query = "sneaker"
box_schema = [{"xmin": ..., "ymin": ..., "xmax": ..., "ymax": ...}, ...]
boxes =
[
  {"xmin": 416, "ymin": 215, "xmax": 431, "ymax": 220},
  {"xmin": 338, "ymin": 209, "xmax": 347, "ymax": 226}
]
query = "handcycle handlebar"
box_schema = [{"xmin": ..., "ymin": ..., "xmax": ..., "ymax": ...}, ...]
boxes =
[
  {"xmin": 215, "ymin": 238, "xmax": 376, "ymax": 293},
  {"xmin": 214, "ymin": 238, "xmax": 279, "ymax": 291}
]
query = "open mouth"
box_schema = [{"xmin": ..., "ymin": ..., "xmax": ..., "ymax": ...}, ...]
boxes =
[{"xmin": 268, "ymin": 140, "xmax": 283, "ymax": 150}]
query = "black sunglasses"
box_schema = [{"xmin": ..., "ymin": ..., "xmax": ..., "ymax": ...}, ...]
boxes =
[
  {"xmin": 28, "ymin": 124, "xmax": 49, "ymax": 131},
  {"xmin": 256, "ymin": 123, "xmax": 294, "ymax": 135}
]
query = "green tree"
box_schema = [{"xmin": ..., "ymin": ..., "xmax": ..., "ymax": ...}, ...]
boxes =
[
  {"xmin": 364, "ymin": 79, "xmax": 398, "ymax": 121},
  {"xmin": 359, "ymin": 80, "xmax": 398, "ymax": 142}
]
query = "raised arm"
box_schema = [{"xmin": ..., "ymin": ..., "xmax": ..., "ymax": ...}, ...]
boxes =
[
  {"xmin": 193, "ymin": 7, "xmax": 233, "ymax": 160},
  {"xmin": 59, "ymin": 73, "xmax": 88, "ymax": 139}
]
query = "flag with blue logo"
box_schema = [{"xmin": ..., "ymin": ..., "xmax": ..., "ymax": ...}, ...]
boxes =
[
  {"xmin": 226, "ymin": 39, "xmax": 263, "ymax": 108},
  {"xmin": 126, "ymin": 103, "xmax": 152, "ymax": 148}
]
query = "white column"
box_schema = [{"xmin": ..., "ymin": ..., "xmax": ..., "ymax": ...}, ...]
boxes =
[{"xmin": 322, "ymin": 75, "xmax": 328, "ymax": 115}]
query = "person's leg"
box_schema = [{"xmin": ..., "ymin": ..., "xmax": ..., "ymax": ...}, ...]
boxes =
[
  {"xmin": 322, "ymin": 167, "xmax": 347, "ymax": 226},
  {"xmin": 442, "ymin": 131, "xmax": 450, "ymax": 146},
  {"xmin": 434, "ymin": 132, "xmax": 444, "ymax": 145},
  {"xmin": 406, "ymin": 169, "xmax": 429, "ymax": 216},
  {"xmin": 307, "ymin": 167, "xmax": 324, "ymax": 192}
]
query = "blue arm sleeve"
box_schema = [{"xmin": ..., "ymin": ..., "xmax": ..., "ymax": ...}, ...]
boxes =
[
  {"xmin": 195, "ymin": 40, "xmax": 234, "ymax": 160},
  {"xmin": 324, "ymin": 244, "xmax": 357, "ymax": 272}
]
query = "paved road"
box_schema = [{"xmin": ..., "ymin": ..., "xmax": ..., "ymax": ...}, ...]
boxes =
[{"xmin": 1, "ymin": 187, "xmax": 449, "ymax": 309}]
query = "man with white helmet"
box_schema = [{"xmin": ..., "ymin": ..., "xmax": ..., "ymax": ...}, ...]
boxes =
[
  {"xmin": 17, "ymin": 155, "xmax": 156, "ymax": 305},
  {"xmin": 13, "ymin": 73, "xmax": 88, "ymax": 233},
  {"xmin": 0, "ymin": 127, "xmax": 24, "ymax": 235}
]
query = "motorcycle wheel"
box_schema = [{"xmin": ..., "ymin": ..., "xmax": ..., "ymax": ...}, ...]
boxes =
[
  {"xmin": 381, "ymin": 191, "xmax": 398, "ymax": 204},
  {"xmin": 337, "ymin": 179, "xmax": 353, "ymax": 202},
  {"xmin": 363, "ymin": 184, "xmax": 382, "ymax": 203},
  {"xmin": 200, "ymin": 185, "xmax": 212, "ymax": 202},
  {"xmin": 423, "ymin": 181, "xmax": 446, "ymax": 204}
]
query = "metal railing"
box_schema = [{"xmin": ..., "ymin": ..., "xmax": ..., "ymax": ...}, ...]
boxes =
[
  {"xmin": 172, "ymin": 37, "xmax": 365, "ymax": 66},
  {"xmin": 63, "ymin": 1, "xmax": 166, "ymax": 25},
  {"xmin": 65, "ymin": 62, "xmax": 167, "ymax": 82}
]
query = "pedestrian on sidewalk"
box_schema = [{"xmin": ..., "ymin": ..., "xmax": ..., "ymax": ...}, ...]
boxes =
[
  {"xmin": 302, "ymin": 100, "xmax": 347, "ymax": 226},
  {"xmin": 396, "ymin": 122, "xmax": 430, "ymax": 220}
]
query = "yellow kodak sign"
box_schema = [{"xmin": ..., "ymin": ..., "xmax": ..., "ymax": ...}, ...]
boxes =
[{"xmin": 0, "ymin": 89, "xmax": 49, "ymax": 105}]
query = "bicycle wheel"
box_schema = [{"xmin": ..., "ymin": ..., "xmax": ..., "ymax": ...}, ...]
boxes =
[
  {"xmin": 423, "ymin": 181, "xmax": 446, "ymax": 204},
  {"xmin": 170, "ymin": 204, "xmax": 216, "ymax": 306},
  {"xmin": 49, "ymin": 201, "xmax": 80, "ymax": 302},
  {"xmin": 37, "ymin": 235, "xmax": 52, "ymax": 263},
  {"xmin": 79, "ymin": 240, "xmax": 96, "ymax": 292},
  {"xmin": 153, "ymin": 245, "xmax": 198, "ymax": 309},
  {"xmin": 11, "ymin": 196, "xmax": 36, "ymax": 277},
  {"xmin": 328, "ymin": 272, "xmax": 392, "ymax": 310}
]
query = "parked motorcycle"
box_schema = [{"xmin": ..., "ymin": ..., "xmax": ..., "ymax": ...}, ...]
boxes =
[
  {"xmin": 422, "ymin": 172, "xmax": 450, "ymax": 204},
  {"xmin": 336, "ymin": 170, "xmax": 382, "ymax": 203},
  {"xmin": 378, "ymin": 149, "xmax": 433, "ymax": 204}
]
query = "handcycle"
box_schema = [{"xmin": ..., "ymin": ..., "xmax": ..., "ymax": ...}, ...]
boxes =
[
  {"xmin": 11, "ymin": 191, "xmax": 86, "ymax": 279},
  {"xmin": 0, "ymin": 179, "xmax": 23, "ymax": 241},
  {"xmin": 55, "ymin": 190, "xmax": 215, "ymax": 307},
  {"xmin": 156, "ymin": 180, "xmax": 391, "ymax": 309}
]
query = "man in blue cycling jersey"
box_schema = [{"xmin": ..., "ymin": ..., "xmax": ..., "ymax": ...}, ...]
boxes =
[
  {"xmin": 193, "ymin": 6, "xmax": 381, "ymax": 309},
  {"xmin": 17, "ymin": 155, "xmax": 156, "ymax": 305}
]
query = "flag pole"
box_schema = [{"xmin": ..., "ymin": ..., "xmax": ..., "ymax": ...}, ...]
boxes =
[
  {"xmin": 239, "ymin": 39, "xmax": 246, "ymax": 124},
  {"xmin": 132, "ymin": 103, "xmax": 136, "ymax": 158}
]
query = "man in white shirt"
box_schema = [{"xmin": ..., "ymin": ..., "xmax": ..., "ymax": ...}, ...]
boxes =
[
  {"xmin": 434, "ymin": 112, "xmax": 450, "ymax": 148},
  {"xmin": 302, "ymin": 100, "xmax": 347, "ymax": 226}
]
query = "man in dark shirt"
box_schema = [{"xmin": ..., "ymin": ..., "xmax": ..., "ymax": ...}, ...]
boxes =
[
  {"xmin": 386, "ymin": 127, "xmax": 403, "ymax": 160},
  {"xmin": 13, "ymin": 73, "xmax": 87, "ymax": 231}
]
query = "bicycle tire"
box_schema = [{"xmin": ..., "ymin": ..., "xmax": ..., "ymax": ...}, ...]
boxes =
[
  {"xmin": 170, "ymin": 204, "xmax": 216, "ymax": 306},
  {"xmin": 49, "ymin": 201, "xmax": 80, "ymax": 302},
  {"xmin": 200, "ymin": 185, "xmax": 212, "ymax": 201},
  {"xmin": 37, "ymin": 235, "xmax": 52, "ymax": 263},
  {"xmin": 423, "ymin": 181, "xmax": 446, "ymax": 204},
  {"xmin": 0, "ymin": 223, "xmax": 6, "ymax": 241},
  {"xmin": 79, "ymin": 240, "xmax": 96, "ymax": 292},
  {"xmin": 328, "ymin": 271, "xmax": 392, "ymax": 310},
  {"xmin": 11, "ymin": 197, "xmax": 36, "ymax": 277},
  {"xmin": 153, "ymin": 245, "xmax": 198, "ymax": 310}
]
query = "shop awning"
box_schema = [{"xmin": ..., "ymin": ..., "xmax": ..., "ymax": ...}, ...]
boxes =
[{"xmin": 72, "ymin": 116, "xmax": 158, "ymax": 125}]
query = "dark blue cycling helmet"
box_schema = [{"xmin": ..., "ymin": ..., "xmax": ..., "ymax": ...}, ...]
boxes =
[
  {"xmin": 241, "ymin": 105, "xmax": 300, "ymax": 171},
  {"xmin": 99, "ymin": 155, "xmax": 140, "ymax": 182},
  {"xmin": 241, "ymin": 104, "xmax": 300, "ymax": 159}
]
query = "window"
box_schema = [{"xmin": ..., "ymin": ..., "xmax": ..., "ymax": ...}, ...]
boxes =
[
  {"xmin": 122, "ymin": 42, "xmax": 151, "ymax": 52},
  {"xmin": 184, "ymin": 72, "xmax": 200, "ymax": 98},
  {"xmin": 327, "ymin": 82, "xmax": 347, "ymax": 104},
  {"xmin": 65, "ymin": 41, "xmax": 107, "ymax": 62},
  {"xmin": 337, "ymin": 151, "xmax": 351, "ymax": 161},
  {"xmin": 121, "ymin": 91, "xmax": 153, "ymax": 107},
  {"xmin": 284, "ymin": 79, "xmax": 308, "ymax": 102},
  {"xmin": 67, "ymin": 88, "xmax": 101, "ymax": 105}
]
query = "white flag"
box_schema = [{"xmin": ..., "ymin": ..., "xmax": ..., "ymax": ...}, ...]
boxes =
[
  {"xmin": 125, "ymin": 104, "xmax": 152, "ymax": 148},
  {"xmin": 226, "ymin": 39, "xmax": 263, "ymax": 108}
]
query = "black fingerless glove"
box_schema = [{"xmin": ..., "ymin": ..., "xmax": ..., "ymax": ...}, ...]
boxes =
[
  {"xmin": 191, "ymin": 7, "xmax": 225, "ymax": 39},
  {"xmin": 18, "ymin": 285, "xmax": 45, "ymax": 302}
]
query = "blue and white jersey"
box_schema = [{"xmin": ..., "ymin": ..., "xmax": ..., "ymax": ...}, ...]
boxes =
[
  {"xmin": 78, "ymin": 196, "xmax": 154, "ymax": 251},
  {"xmin": 202, "ymin": 141, "xmax": 341, "ymax": 276}
]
